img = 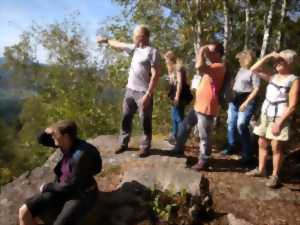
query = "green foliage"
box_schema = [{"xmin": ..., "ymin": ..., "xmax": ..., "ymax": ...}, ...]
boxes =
[
  {"xmin": 0, "ymin": 119, "xmax": 19, "ymax": 185},
  {"xmin": 151, "ymin": 189, "xmax": 190, "ymax": 222},
  {"xmin": 1, "ymin": 16, "xmax": 125, "ymax": 185}
]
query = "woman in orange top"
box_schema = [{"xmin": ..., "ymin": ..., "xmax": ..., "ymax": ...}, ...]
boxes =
[
  {"xmin": 191, "ymin": 43, "xmax": 226, "ymax": 171},
  {"xmin": 171, "ymin": 43, "xmax": 225, "ymax": 171}
]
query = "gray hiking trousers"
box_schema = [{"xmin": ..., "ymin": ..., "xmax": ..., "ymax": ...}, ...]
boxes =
[
  {"xmin": 120, "ymin": 88, "xmax": 153, "ymax": 150},
  {"xmin": 196, "ymin": 112, "xmax": 214, "ymax": 161}
]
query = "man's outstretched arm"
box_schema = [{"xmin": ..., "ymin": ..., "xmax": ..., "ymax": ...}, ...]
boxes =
[{"xmin": 96, "ymin": 36, "xmax": 135, "ymax": 52}]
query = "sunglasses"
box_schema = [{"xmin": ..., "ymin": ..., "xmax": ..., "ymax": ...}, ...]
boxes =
[{"xmin": 273, "ymin": 57, "xmax": 286, "ymax": 66}]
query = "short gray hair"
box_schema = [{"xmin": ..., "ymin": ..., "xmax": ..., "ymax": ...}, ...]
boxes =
[
  {"xmin": 134, "ymin": 24, "xmax": 150, "ymax": 37},
  {"xmin": 279, "ymin": 49, "xmax": 297, "ymax": 65}
]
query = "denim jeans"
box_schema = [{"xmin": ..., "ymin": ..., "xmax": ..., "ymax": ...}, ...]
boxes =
[
  {"xmin": 173, "ymin": 109, "xmax": 198, "ymax": 152},
  {"xmin": 227, "ymin": 101, "xmax": 255, "ymax": 160},
  {"xmin": 171, "ymin": 103, "xmax": 186, "ymax": 137}
]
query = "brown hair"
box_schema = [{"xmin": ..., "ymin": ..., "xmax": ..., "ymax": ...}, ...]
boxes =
[
  {"xmin": 236, "ymin": 50, "xmax": 256, "ymax": 68},
  {"xmin": 164, "ymin": 51, "xmax": 177, "ymax": 64},
  {"xmin": 52, "ymin": 120, "xmax": 77, "ymax": 140},
  {"xmin": 212, "ymin": 42, "xmax": 225, "ymax": 57}
]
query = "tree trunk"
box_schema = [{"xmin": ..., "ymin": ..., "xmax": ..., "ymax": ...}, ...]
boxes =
[
  {"xmin": 244, "ymin": 0, "xmax": 250, "ymax": 49},
  {"xmin": 275, "ymin": 0, "xmax": 287, "ymax": 51},
  {"xmin": 260, "ymin": 0, "xmax": 277, "ymax": 57},
  {"xmin": 194, "ymin": 0, "xmax": 203, "ymax": 57},
  {"xmin": 223, "ymin": 0, "xmax": 229, "ymax": 60}
]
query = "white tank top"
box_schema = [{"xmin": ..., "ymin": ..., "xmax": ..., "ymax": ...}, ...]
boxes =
[{"xmin": 261, "ymin": 74, "xmax": 298, "ymax": 120}]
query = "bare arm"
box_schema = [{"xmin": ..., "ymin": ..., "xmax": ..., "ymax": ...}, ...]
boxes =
[
  {"xmin": 96, "ymin": 36, "xmax": 134, "ymax": 52},
  {"xmin": 174, "ymin": 70, "xmax": 183, "ymax": 103},
  {"xmin": 195, "ymin": 45, "xmax": 209, "ymax": 73},
  {"xmin": 141, "ymin": 63, "xmax": 161, "ymax": 110},
  {"xmin": 240, "ymin": 87, "xmax": 259, "ymax": 110},
  {"xmin": 147, "ymin": 64, "xmax": 161, "ymax": 96},
  {"xmin": 250, "ymin": 52, "xmax": 279, "ymax": 81}
]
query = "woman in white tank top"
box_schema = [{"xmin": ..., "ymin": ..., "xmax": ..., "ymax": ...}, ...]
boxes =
[{"xmin": 246, "ymin": 50, "xmax": 299, "ymax": 188}]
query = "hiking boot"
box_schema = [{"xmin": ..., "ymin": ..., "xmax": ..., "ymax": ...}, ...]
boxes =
[
  {"xmin": 115, "ymin": 145, "xmax": 128, "ymax": 154},
  {"xmin": 191, "ymin": 159, "xmax": 208, "ymax": 172},
  {"xmin": 245, "ymin": 168, "xmax": 266, "ymax": 177},
  {"xmin": 138, "ymin": 148, "xmax": 150, "ymax": 158},
  {"xmin": 266, "ymin": 175, "xmax": 281, "ymax": 188},
  {"xmin": 169, "ymin": 146, "xmax": 183, "ymax": 155}
]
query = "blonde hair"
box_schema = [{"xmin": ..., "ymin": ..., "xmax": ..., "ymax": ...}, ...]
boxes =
[
  {"xmin": 164, "ymin": 50, "xmax": 184, "ymax": 71},
  {"xmin": 164, "ymin": 51, "xmax": 177, "ymax": 64},
  {"xmin": 236, "ymin": 50, "xmax": 256, "ymax": 69},
  {"xmin": 279, "ymin": 49, "xmax": 297, "ymax": 65}
]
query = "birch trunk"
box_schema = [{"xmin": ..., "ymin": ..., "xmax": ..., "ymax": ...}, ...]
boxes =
[
  {"xmin": 275, "ymin": 0, "xmax": 287, "ymax": 51},
  {"xmin": 194, "ymin": 0, "xmax": 203, "ymax": 57},
  {"xmin": 223, "ymin": 0, "xmax": 229, "ymax": 60},
  {"xmin": 260, "ymin": 0, "xmax": 277, "ymax": 57},
  {"xmin": 244, "ymin": 0, "xmax": 250, "ymax": 49}
]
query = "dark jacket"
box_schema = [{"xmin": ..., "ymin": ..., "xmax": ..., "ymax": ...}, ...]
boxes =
[{"xmin": 38, "ymin": 132, "xmax": 102, "ymax": 195}]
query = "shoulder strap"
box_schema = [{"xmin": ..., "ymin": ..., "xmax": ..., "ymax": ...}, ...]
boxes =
[
  {"xmin": 287, "ymin": 75, "xmax": 299, "ymax": 87},
  {"xmin": 130, "ymin": 47, "xmax": 136, "ymax": 56}
]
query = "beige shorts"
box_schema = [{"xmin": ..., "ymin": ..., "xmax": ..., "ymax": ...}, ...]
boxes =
[{"xmin": 253, "ymin": 114, "xmax": 290, "ymax": 141}]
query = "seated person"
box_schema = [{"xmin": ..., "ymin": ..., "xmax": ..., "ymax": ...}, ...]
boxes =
[{"xmin": 19, "ymin": 120, "xmax": 102, "ymax": 225}]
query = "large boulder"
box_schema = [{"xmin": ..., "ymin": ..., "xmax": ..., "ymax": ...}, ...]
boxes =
[{"xmin": 0, "ymin": 135, "xmax": 211, "ymax": 225}]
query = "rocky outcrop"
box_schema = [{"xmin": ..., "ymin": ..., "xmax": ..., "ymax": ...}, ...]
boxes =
[
  {"xmin": 0, "ymin": 135, "xmax": 211, "ymax": 225},
  {"xmin": 227, "ymin": 213, "xmax": 253, "ymax": 225},
  {"xmin": 1, "ymin": 135, "xmax": 300, "ymax": 225}
]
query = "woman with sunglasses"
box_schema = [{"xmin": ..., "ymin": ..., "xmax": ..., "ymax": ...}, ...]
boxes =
[{"xmin": 246, "ymin": 50, "xmax": 299, "ymax": 188}]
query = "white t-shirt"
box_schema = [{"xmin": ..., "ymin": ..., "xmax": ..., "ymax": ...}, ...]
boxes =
[
  {"xmin": 123, "ymin": 44, "xmax": 160, "ymax": 92},
  {"xmin": 233, "ymin": 68, "xmax": 260, "ymax": 93},
  {"xmin": 261, "ymin": 74, "xmax": 298, "ymax": 118}
]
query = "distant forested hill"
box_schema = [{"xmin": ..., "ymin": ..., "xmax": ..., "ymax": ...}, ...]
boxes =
[{"xmin": 0, "ymin": 57, "xmax": 10, "ymax": 79}]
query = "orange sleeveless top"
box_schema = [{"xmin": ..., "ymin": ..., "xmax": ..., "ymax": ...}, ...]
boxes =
[{"xmin": 194, "ymin": 63, "xmax": 226, "ymax": 116}]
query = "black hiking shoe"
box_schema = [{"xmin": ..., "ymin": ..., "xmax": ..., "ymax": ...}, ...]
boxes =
[
  {"xmin": 115, "ymin": 145, "xmax": 128, "ymax": 154},
  {"xmin": 138, "ymin": 148, "xmax": 150, "ymax": 158}
]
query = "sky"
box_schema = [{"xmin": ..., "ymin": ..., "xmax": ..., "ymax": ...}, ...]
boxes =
[{"xmin": 0, "ymin": 0, "xmax": 122, "ymax": 62}]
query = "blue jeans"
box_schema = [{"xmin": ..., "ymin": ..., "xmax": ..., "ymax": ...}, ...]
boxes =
[
  {"xmin": 227, "ymin": 101, "xmax": 255, "ymax": 160},
  {"xmin": 173, "ymin": 109, "xmax": 198, "ymax": 152},
  {"xmin": 171, "ymin": 104, "xmax": 186, "ymax": 137}
]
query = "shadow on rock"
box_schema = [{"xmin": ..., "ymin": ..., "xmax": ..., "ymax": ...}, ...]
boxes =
[
  {"xmin": 281, "ymin": 148, "xmax": 300, "ymax": 187},
  {"xmin": 39, "ymin": 178, "xmax": 215, "ymax": 225},
  {"xmin": 39, "ymin": 181, "xmax": 155, "ymax": 225}
]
